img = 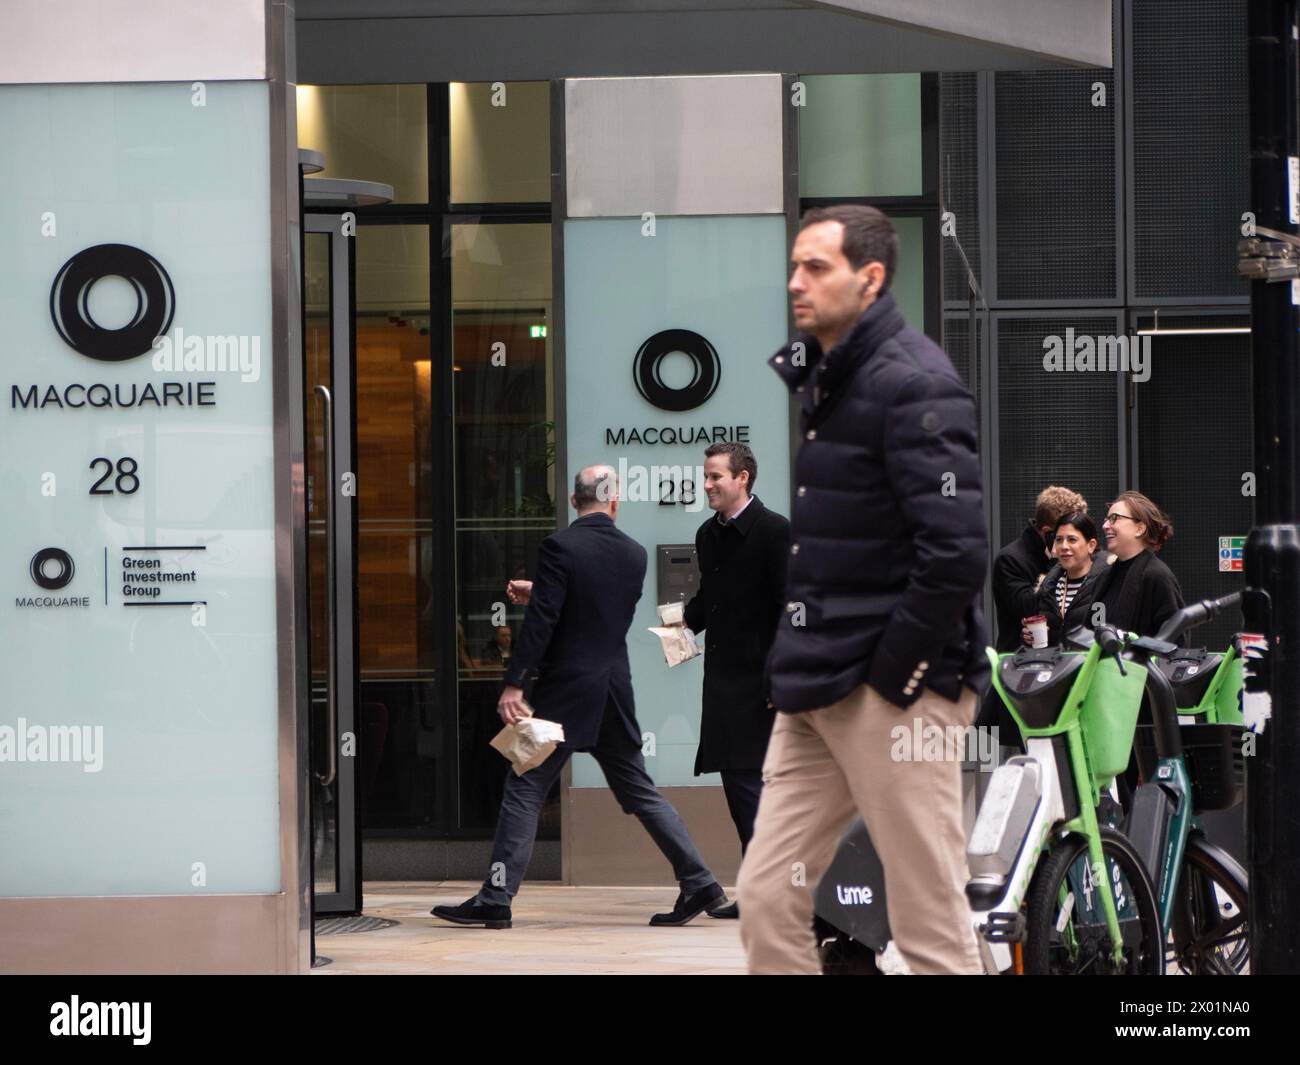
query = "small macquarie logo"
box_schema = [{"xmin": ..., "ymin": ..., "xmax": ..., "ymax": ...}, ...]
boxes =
[
  {"xmin": 633, "ymin": 328, "xmax": 721, "ymax": 412},
  {"xmin": 18, "ymin": 548, "xmax": 90, "ymax": 609},
  {"xmin": 50, "ymin": 996, "xmax": 149, "ymax": 1045},
  {"xmin": 29, "ymin": 546, "xmax": 74, "ymax": 590},
  {"xmin": 50, "ymin": 244, "xmax": 175, "ymax": 362}
]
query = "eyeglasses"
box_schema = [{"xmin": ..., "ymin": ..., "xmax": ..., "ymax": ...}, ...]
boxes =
[{"xmin": 1103, "ymin": 513, "xmax": 1136, "ymax": 526}]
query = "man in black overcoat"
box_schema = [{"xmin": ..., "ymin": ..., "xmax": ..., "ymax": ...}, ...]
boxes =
[
  {"xmin": 681, "ymin": 442, "xmax": 789, "ymax": 919},
  {"xmin": 432, "ymin": 465, "xmax": 725, "ymax": 929}
]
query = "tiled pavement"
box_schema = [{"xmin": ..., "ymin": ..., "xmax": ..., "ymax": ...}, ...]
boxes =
[{"xmin": 312, "ymin": 881, "xmax": 747, "ymax": 975}]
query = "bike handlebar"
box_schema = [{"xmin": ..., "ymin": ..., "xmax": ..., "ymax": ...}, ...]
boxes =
[{"xmin": 1152, "ymin": 591, "xmax": 1243, "ymax": 644}]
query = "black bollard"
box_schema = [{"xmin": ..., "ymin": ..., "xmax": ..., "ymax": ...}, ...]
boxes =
[{"xmin": 1242, "ymin": 0, "xmax": 1300, "ymax": 973}]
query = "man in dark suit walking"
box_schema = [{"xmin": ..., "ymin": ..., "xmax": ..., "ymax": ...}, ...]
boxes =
[
  {"xmin": 681, "ymin": 442, "xmax": 789, "ymax": 919},
  {"xmin": 432, "ymin": 464, "xmax": 726, "ymax": 929}
]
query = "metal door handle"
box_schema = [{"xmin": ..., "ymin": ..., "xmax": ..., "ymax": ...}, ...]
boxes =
[{"xmin": 314, "ymin": 384, "xmax": 339, "ymax": 788}]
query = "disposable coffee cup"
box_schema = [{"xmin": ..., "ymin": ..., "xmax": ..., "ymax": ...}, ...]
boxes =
[{"xmin": 1024, "ymin": 615, "xmax": 1048, "ymax": 648}]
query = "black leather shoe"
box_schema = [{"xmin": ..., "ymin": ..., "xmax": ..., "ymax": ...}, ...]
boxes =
[
  {"xmin": 706, "ymin": 900, "xmax": 739, "ymax": 919},
  {"xmin": 431, "ymin": 897, "xmax": 512, "ymax": 929},
  {"xmin": 649, "ymin": 882, "xmax": 727, "ymax": 926}
]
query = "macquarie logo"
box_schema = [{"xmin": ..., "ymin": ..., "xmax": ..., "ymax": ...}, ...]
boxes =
[
  {"xmin": 633, "ymin": 329, "xmax": 720, "ymax": 412},
  {"xmin": 13, "ymin": 242, "xmax": 261, "ymax": 414},
  {"xmin": 604, "ymin": 328, "xmax": 749, "ymax": 448},
  {"xmin": 30, "ymin": 547, "xmax": 74, "ymax": 590},
  {"xmin": 19, "ymin": 548, "xmax": 89, "ymax": 609},
  {"xmin": 50, "ymin": 243, "xmax": 175, "ymax": 362}
]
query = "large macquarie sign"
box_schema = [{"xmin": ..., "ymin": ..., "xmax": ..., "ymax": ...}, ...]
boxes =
[
  {"xmin": 564, "ymin": 215, "xmax": 790, "ymax": 788},
  {"xmin": 0, "ymin": 81, "xmax": 280, "ymax": 896}
]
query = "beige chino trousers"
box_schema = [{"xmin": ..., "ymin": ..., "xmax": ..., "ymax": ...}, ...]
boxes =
[{"xmin": 737, "ymin": 682, "xmax": 982, "ymax": 975}]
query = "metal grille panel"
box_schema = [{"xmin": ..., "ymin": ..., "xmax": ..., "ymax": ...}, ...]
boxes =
[
  {"xmin": 994, "ymin": 70, "xmax": 1117, "ymax": 303},
  {"xmin": 942, "ymin": 312, "xmax": 982, "ymax": 437},
  {"xmin": 996, "ymin": 316, "xmax": 1121, "ymax": 546},
  {"xmin": 1136, "ymin": 328, "xmax": 1253, "ymax": 648},
  {"xmin": 941, "ymin": 72, "xmax": 981, "ymax": 304},
  {"xmin": 1130, "ymin": 0, "xmax": 1249, "ymax": 301}
]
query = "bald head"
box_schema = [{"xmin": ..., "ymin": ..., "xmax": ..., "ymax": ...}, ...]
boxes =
[{"xmin": 572, "ymin": 464, "xmax": 619, "ymax": 517}]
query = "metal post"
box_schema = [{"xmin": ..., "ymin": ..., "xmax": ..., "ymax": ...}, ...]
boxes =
[{"xmin": 1242, "ymin": 0, "xmax": 1300, "ymax": 973}]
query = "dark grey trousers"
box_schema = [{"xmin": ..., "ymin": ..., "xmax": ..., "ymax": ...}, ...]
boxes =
[
  {"xmin": 476, "ymin": 702, "xmax": 716, "ymax": 906},
  {"xmin": 720, "ymin": 768, "xmax": 764, "ymax": 854}
]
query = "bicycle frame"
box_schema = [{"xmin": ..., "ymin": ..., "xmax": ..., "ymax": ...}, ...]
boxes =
[
  {"xmin": 1128, "ymin": 595, "xmax": 1244, "ymax": 941},
  {"xmin": 1128, "ymin": 656, "xmax": 1197, "ymax": 934},
  {"xmin": 978, "ymin": 639, "xmax": 1130, "ymax": 970}
]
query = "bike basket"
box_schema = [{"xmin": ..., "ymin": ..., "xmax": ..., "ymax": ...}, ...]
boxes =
[
  {"xmin": 1079, "ymin": 658, "xmax": 1148, "ymax": 785},
  {"xmin": 1212, "ymin": 656, "xmax": 1244, "ymax": 726},
  {"xmin": 1134, "ymin": 722, "xmax": 1245, "ymax": 813}
]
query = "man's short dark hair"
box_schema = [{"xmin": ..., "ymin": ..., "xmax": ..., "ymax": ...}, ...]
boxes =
[
  {"xmin": 799, "ymin": 204, "xmax": 898, "ymax": 292},
  {"xmin": 705, "ymin": 442, "xmax": 757, "ymax": 491}
]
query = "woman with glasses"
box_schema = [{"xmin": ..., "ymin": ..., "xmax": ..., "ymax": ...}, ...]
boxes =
[{"xmin": 1090, "ymin": 490, "xmax": 1184, "ymax": 638}]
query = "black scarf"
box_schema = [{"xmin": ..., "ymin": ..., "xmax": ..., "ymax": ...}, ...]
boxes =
[{"xmin": 1091, "ymin": 550, "xmax": 1154, "ymax": 633}]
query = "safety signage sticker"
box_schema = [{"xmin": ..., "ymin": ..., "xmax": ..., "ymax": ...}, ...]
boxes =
[{"xmin": 1219, "ymin": 536, "xmax": 1245, "ymax": 572}]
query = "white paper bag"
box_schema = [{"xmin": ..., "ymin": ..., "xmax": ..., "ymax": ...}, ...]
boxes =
[
  {"xmin": 490, "ymin": 716, "xmax": 566, "ymax": 776},
  {"xmin": 648, "ymin": 624, "xmax": 701, "ymax": 667}
]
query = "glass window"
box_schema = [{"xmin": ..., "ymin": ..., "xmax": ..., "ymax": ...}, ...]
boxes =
[
  {"xmin": 890, "ymin": 214, "xmax": 927, "ymax": 331},
  {"xmin": 297, "ymin": 84, "xmax": 428, "ymax": 203},
  {"xmin": 450, "ymin": 222, "xmax": 555, "ymax": 831},
  {"xmin": 799, "ymin": 74, "xmax": 923, "ymax": 198},
  {"xmin": 351, "ymin": 224, "xmax": 440, "ymax": 832},
  {"xmin": 449, "ymin": 82, "xmax": 551, "ymax": 205}
]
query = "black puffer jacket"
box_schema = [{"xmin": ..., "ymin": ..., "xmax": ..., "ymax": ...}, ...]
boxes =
[{"xmin": 766, "ymin": 293, "xmax": 990, "ymax": 713}]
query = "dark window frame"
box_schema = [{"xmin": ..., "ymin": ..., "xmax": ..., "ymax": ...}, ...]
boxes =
[{"xmin": 342, "ymin": 82, "xmax": 554, "ymax": 840}]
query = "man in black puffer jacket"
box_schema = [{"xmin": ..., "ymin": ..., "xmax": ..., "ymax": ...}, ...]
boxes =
[{"xmin": 737, "ymin": 205, "xmax": 989, "ymax": 975}]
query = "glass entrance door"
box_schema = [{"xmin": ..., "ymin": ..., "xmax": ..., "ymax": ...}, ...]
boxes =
[{"xmin": 305, "ymin": 212, "xmax": 361, "ymax": 916}]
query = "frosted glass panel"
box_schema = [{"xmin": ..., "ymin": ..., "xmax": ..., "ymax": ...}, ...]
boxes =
[
  {"xmin": 563, "ymin": 216, "xmax": 790, "ymax": 788},
  {"xmin": 892, "ymin": 214, "xmax": 926, "ymax": 331},
  {"xmin": 799, "ymin": 74, "xmax": 923, "ymax": 198},
  {"xmin": 0, "ymin": 81, "xmax": 279, "ymax": 896}
]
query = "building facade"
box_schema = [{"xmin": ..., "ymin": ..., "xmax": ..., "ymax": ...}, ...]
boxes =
[{"xmin": 6, "ymin": 1, "xmax": 1256, "ymax": 974}]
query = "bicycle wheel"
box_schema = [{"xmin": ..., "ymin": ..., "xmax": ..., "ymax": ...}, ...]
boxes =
[
  {"xmin": 1023, "ymin": 827, "xmax": 1164, "ymax": 974},
  {"xmin": 1169, "ymin": 836, "xmax": 1249, "ymax": 975}
]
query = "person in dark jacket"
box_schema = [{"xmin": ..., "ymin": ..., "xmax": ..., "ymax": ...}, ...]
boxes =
[
  {"xmin": 1030, "ymin": 511, "xmax": 1110, "ymax": 645},
  {"xmin": 980, "ymin": 486, "xmax": 1089, "ymax": 747},
  {"xmin": 680, "ymin": 442, "xmax": 789, "ymax": 918},
  {"xmin": 991, "ymin": 486, "xmax": 1089, "ymax": 653},
  {"xmin": 1093, "ymin": 492, "xmax": 1185, "ymax": 800},
  {"xmin": 1091, "ymin": 490, "xmax": 1184, "ymax": 637},
  {"xmin": 432, "ymin": 465, "xmax": 725, "ymax": 929},
  {"xmin": 737, "ymin": 205, "xmax": 988, "ymax": 975}
]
